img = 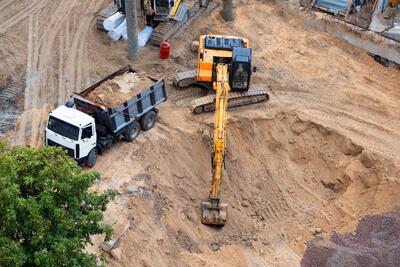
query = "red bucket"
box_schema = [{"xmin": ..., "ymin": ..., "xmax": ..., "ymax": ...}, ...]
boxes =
[{"xmin": 160, "ymin": 41, "xmax": 170, "ymax": 59}]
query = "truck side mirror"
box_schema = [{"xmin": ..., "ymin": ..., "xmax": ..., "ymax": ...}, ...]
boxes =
[
  {"xmin": 65, "ymin": 100, "xmax": 74, "ymax": 108},
  {"xmin": 253, "ymin": 66, "xmax": 257, "ymax": 73}
]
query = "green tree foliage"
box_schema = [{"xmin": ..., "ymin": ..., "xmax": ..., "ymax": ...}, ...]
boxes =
[{"xmin": 0, "ymin": 143, "xmax": 114, "ymax": 266}]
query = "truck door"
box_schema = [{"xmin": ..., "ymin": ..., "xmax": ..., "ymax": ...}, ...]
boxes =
[{"xmin": 80, "ymin": 124, "xmax": 96, "ymax": 159}]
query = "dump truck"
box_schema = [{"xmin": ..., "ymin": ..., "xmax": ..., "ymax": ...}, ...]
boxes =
[{"xmin": 45, "ymin": 65, "xmax": 167, "ymax": 167}]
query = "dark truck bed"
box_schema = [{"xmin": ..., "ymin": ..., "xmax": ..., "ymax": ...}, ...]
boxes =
[{"xmin": 72, "ymin": 65, "xmax": 167, "ymax": 135}]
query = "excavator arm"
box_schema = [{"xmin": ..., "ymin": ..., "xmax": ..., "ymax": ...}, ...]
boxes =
[{"xmin": 201, "ymin": 63, "xmax": 229, "ymax": 226}]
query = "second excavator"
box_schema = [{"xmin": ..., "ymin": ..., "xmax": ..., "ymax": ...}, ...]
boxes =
[{"xmin": 173, "ymin": 35, "xmax": 269, "ymax": 226}]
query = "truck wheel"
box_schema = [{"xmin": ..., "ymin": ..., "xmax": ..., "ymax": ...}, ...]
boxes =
[
  {"xmin": 141, "ymin": 110, "xmax": 157, "ymax": 131},
  {"xmin": 86, "ymin": 148, "xmax": 97, "ymax": 168},
  {"xmin": 125, "ymin": 121, "xmax": 140, "ymax": 142}
]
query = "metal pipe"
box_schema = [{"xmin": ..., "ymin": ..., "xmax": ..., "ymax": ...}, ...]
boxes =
[{"xmin": 221, "ymin": 0, "xmax": 234, "ymax": 21}]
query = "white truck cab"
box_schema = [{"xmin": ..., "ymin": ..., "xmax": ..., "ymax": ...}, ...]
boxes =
[{"xmin": 45, "ymin": 105, "xmax": 98, "ymax": 166}]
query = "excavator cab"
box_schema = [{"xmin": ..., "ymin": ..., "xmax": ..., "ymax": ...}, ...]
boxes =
[
  {"xmin": 230, "ymin": 47, "xmax": 253, "ymax": 91},
  {"xmin": 153, "ymin": 0, "xmax": 182, "ymax": 21}
]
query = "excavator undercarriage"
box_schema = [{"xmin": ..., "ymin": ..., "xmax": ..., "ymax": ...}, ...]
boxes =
[{"xmin": 173, "ymin": 69, "xmax": 269, "ymax": 114}]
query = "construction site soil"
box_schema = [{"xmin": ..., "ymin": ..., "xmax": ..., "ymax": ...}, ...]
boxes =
[
  {"xmin": 0, "ymin": 0, "xmax": 400, "ymax": 266},
  {"xmin": 86, "ymin": 72, "xmax": 154, "ymax": 107}
]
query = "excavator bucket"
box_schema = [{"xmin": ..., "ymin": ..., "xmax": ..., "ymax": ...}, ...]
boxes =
[{"xmin": 201, "ymin": 201, "xmax": 228, "ymax": 226}]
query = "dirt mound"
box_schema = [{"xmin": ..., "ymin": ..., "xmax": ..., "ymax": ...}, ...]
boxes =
[
  {"xmin": 86, "ymin": 72, "xmax": 154, "ymax": 107},
  {"xmin": 301, "ymin": 212, "xmax": 400, "ymax": 267},
  {"xmin": 88, "ymin": 109, "xmax": 400, "ymax": 266}
]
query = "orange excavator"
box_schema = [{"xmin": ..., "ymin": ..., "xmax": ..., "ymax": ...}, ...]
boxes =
[{"xmin": 173, "ymin": 35, "xmax": 269, "ymax": 226}]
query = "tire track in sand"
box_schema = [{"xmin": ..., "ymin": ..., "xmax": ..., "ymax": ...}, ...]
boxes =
[
  {"xmin": 64, "ymin": 0, "xmax": 105, "ymax": 94},
  {"xmin": 0, "ymin": 0, "xmax": 15, "ymax": 15},
  {"xmin": 18, "ymin": 0, "xmax": 69, "ymax": 146},
  {"xmin": 17, "ymin": 0, "xmax": 78, "ymax": 146},
  {"xmin": 26, "ymin": 0, "xmax": 82, "ymax": 147},
  {"xmin": 17, "ymin": 14, "xmax": 39, "ymax": 145},
  {"xmin": 0, "ymin": 0, "xmax": 49, "ymax": 34},
  {"xmin": 17, "ymin": 0, "xmax": 105, "ymax": 146}
]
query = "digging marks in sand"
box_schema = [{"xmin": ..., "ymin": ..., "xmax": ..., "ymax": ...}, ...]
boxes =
[
  {"xmin": 91, "ymin": 2, "xmax": 400, "ymax": 266},
  {"xmin": 92, "ymin": 110, "xmax": 400, "ymax": 266},
  {"xmin": 275, "ymin": 90, "xmax": 400, "ymax": 160}
]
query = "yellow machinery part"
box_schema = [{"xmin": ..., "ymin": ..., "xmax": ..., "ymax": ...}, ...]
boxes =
[
  {"xmin": 170, "ymin": 0, "xmax": 182, "ymax": 17},
  {"xmin": 196, "ymin": 35, "xmax": 250, "ymax": 82},
  {"xmin": 201, "ymin": 63, "xmax": 230, "ymax": 226},
  {"xmin": 210, "ymin": 63, "xmax": 229, "ymax": 199}
]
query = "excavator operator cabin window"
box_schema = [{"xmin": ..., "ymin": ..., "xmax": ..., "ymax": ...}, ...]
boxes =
[
  {"xmin": 155, "ymin": 0, "xmax": 170, "ymax": 14},
  {"xmin": 232, "ymin": 63, "xmax": 249, "ymax": 90}
]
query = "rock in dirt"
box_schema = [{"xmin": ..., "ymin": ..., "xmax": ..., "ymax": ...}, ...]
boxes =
[
  {"xmin": 312, "ymin": 228, "xmax": 322, "ymax": 235},
  {"xmin": 111, "ymin": 248, "xmax": 123, "ymax": 260},
  {"xmin": 190, "ymin": 41, "xmax": 199, "ymax": 53},
  {"xmin": 101, "ymin": 219, "xmax": 132, "ymax": 252},
  {"xmin": 339, "ymin": 139, "xmax": 363, "ymax": 156},
  {"xmin": 301, "ymin": 213, "xmax": 400, "ymax": 267},
  {"xmin": 360, "ymin": 150, "xmax": 378, "ymax": 169},
  {"xmin": 321, "ymin": 175, "xmax": 350, "ymax": 193},
  {"xmin": 198, "ymin": 127, "xmax": 212, "ymax": 143},
  {"xmin": 210, "ymin": 241, "xmax": 220, "ymax": 251},
  {"xmin": 359, "ymin": 172, "xmax": 380, "ymax": 189},
  {"xmin": 295, "ymin": 236, "xmax": 303, "ymax": 242}
]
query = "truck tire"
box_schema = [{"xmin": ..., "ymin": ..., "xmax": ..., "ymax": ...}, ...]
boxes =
[
  {"xmin": 141, "ymin": 110, "xmax": 157, "ymax": 131},
  {"xmin": 86, "ymin": 148, "xmax": 97, "ymax": 168},
  {"xmin": 124, "ymin": 121, "xmax": 140, "ymax": 142}
]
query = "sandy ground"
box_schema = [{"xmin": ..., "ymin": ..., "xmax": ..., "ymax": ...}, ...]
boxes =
[{"xmin": 1, "ymin": 0, "xmax": 400, "ymax": 266}]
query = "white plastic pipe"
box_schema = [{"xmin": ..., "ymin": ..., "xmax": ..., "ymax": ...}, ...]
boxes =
[
  {"xmin": 122, "ymin": 26, "xmax": 153, "ymax": 47},
  {"xmin": 103, "ymin": 12, "xmax": 125, "ymax": 31},
  {"xmin": 138, "ymin": 26, "xmax": 153, "ymax": 47},
  {"xmin": 108, "ymin": 19, "xmax": 127, "ymax": 41}
]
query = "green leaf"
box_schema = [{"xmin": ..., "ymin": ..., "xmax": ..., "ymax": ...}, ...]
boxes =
[{"xmin": 0, "ymin": 143, "xmax": 113, "ymax": 267}]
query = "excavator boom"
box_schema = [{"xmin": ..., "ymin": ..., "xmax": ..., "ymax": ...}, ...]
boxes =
[
  {"xmin": 201, "ymin": 63, "xmax": 230, "ymax": 226},
  {"xmin": 173, "ymin": 34, "xmax": 270, "ymax": 226}
]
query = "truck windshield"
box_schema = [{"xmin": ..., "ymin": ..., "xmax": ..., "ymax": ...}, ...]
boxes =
[{"xmin": 47, "ymin": 116, "xmax": 79, "ymax": 141}]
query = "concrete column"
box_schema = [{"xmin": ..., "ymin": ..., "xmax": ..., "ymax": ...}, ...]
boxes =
[
  {"xmin": 221, "ymin": 0, "xmax": 234, "ymax": 21},
  {"xmin": 125, "ymin": 0, "xmax": 138, "ymax": 60}
]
